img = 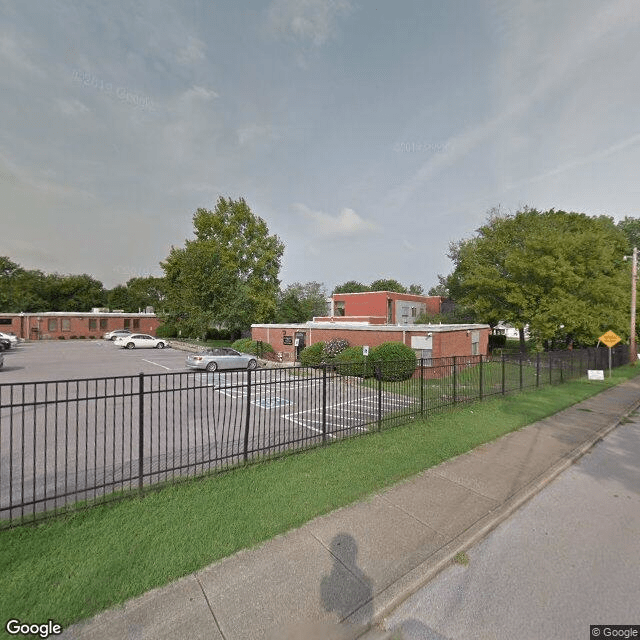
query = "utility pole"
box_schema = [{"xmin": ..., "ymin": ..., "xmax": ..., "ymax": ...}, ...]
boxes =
[{"xmin": 631, "ymin": 246, "xmax": 637, "ymax": 364}]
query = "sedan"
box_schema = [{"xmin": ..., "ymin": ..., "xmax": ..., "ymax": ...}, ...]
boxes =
[
  {"xmin": 104, "ymin": 329, "xmax": 132, "ymax": 341},
  {"xmin": 114, "ymin": 333, "xmax": 167, "ymax": 349},
  {"xmin": 185, "ymin": 347, "xmax": 257, "ymax": 372},
  {"xmin": 0, "ymin": 332, "xmax": 19, "ymax": 346}
]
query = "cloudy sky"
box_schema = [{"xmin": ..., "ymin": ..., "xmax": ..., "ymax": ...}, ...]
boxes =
[{"xmin": 2, "ymin": 0, "xmax": 640, "ymax": 292}]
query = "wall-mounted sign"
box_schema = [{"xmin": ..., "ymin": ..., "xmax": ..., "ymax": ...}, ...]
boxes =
[
  {"xmin": 283, "ymin": 336, "xmax": 293, "ymax": 345},
  {"xmin": 362, "ymin": 345, "xmax": 369, "ymax": 356}
]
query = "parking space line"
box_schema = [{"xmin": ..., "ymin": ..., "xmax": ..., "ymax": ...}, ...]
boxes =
[{"xmin": 142, "ymin": 359, "xmax": 172, "ymax": 371}]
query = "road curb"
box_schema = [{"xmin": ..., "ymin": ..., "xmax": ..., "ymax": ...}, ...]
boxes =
[{"xmin": 354, "ymin": 388, "xmax": 640, "ymax": 639}]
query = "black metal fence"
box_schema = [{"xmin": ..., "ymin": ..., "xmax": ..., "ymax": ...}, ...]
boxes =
[{"xmin": 0, "ymin": 345, "xmax": 628, "ymax": 528}]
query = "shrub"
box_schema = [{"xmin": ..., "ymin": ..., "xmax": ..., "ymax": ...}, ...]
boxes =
[
  {"xmin": 78, "ymin": 335, "xmax": 86, "ymax": 339},
  {"xmin": 58, "ymin": 336, "xmax": 66, "ymax": 340},
  {"xmin": 299, "ymin": 342, "xmax": 325, "ymax": 367},
  {"xmin": 156, "ymin": 323, "xmax": 178, "ymax": 339},
  {"xmin": 231, "ymin": 339, "xmax": 275, "ymax": 357},
  {"xmin": 370, "ymin": 342, "xmax": 417, "ymax": 381},
  {"xmin": 334, "ymin": 345, "xmax": 375, "ymax": 378},
  {"xmin": 322, "ymin": 338, "xmax": 349, "ymax": 361}
]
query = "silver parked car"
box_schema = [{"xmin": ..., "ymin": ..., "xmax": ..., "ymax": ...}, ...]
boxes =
[
  {"xmin": 185, "ymin": 347, "xmax": 257, "ymax": 372},
  {"xmin": 104, "ymin": 329, "xmax": 132, "ymax": 341}
]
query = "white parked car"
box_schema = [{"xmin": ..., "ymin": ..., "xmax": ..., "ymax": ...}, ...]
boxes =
[
  {"xmin": 114, "ymin": 333, "xmax": 167, "ymax": 349},
  {"xmin": 0, "ymin": 332, "xmax": 19, "ymax": 346}
]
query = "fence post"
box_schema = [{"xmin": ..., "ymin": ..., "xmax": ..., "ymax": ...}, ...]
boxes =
[
  {"xmin": 420, "ymin": 358, "xmax": 425, "ymax": 416},
  {"xmin": 479, "ymin": 355, "xmax": 483, "ymax": 401},
  {"xmin": 549, "ymin": 354, "xmax": 553, "ymax": 385},
  {"xmin": 501, "ymin": 354, "xmax": 505, "ymax": 395},
  {"xmin": 452, "ymin": 356, "xmax": 457, "ymax": 404},
  {"xmin": 519, "ymin": 353, "xmax": 523, "ymax": 390},
  {"xmin": 243, "ymin": 368, "xmax": 252, "ymax": 463},
  {"xmin": 322, "ymin": 365, "xmax": 327, "ymax": 444},
  {"xmin": 138, "ymin": 372, "xmax": 144, "ymax": 495},
  {"xmin": 536, "ymin": 352, "xmax": 540, "ymax": 387},
  {"xmin": 376, "ymin": 365, "xmax": 382, "ymax": 431}
]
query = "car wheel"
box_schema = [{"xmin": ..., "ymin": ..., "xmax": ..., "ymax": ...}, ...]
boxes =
[
  {"xmin": 126, "ymin": 342, "xmax": 135, "ymax": 349},
  {"xmin": 206, "ymin": 361, "xmax": 218, "ymax": 372},
  {"xmin": 156, "ymin": 342, "xmax": 165, "ymax": 349},
  {"xmin": 247, "ymin": 359, "xmax": 257, "ymax": 370}
]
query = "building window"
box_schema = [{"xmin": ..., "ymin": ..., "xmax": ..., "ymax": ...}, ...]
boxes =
[
  {"xmin": 411, "ymin": 307, "xmax": 417, "ymax": 317},
  {"xmin": 334, "ymin": 301, "xmax": 345, "ymax": 316},
  {"xmin": 48, "ymin": 318, "xmax": 57, "ymax": 332},
  {"xmin": 124, "ymin": 319, "xmax": 130, "ymax": 328},
  {"xmin": 421, "ymin": 348, "xmax": 433, "ymax": 366},
  {"xmin": 100, "ymin": 319, "xmax": 108, "ymax": 330},
  {"xmin": 89, "ymin": 318, "xmax": 97, "ymax": 330},
  {"xmin": 61, "ymin": 318, "xmax": 71, "ymax": 332},
  {"xmin": 0, "ymin": 318, "xmax": 12, "ymax": 325},
  {"xmin": 471, "ymin": 330, "xmax": 480, "ymax": 356},
  {"xmin": 133, "ymin": 319, "xmax": 140, "ymax": 329}
]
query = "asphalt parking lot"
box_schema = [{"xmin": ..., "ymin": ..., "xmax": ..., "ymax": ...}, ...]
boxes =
[
  {"xmin": 0, "ymin": 339, "xmax": 191, "ymax": 383},
  {"xmin": 1, "ymin": 341, "xmax": 419, "ymax": 524}
]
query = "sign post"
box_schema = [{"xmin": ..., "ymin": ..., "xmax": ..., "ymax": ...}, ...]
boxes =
[{"xmin": 598, "ymin": 330, "xmax": 622, "ymax": 377}]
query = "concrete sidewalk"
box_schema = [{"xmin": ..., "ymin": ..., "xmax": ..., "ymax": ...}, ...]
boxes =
[{"xmin": 60, "ymin": 376, "xmax": 640, "ymax": 640}]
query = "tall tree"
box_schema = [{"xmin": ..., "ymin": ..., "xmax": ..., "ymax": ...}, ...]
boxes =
[
  {"xmin": 333, "ymin": 280, "xmax": 369, "ymax": 294},
  {"xmin": 446, "ymin": 208, "xmax": 629, "ymax": 350},
  {"xmin": 161, "ymin": 197, "xmax": 284, "ymax": 336},
  {"xmin": 369, "ymin": 278, "xmax": 407, "ymax": 293},
  {"xmin": 275, "ymin": 282, "xmax": 328, "ymax": 323}
]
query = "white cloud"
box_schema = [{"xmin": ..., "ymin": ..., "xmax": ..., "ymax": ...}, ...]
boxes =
[
  {"xmin": 177, "ymin": 36, "xmax": 206, "ymax": 64},
  {"xmin": 0, "ymin": 34, "xmax": 41, "ymax": 74},
  {"xmin": 55, "ymin": 98, "xmax": 90, "ymax": 117},
  {"xmin": 295, "ymin": 203, "xmax": 379, "ymax": 237},
  {"xmin": 237, "ymin": 124, "xmax": 277, "ymax": 146},
  {"xmin": 180, "ymin": 85, "xmax": 219, "ymax": 103},
  {"xmin": 266, "ymin": 0, "xmax": 352, "ymax": 46}
]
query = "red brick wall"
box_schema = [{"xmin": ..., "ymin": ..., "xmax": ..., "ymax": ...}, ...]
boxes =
[
  {"xmin": 332, "ymin": 292, "xmax": 442, "ymax": 323},
  {"xmin": 252, "ymin": 325, "xmax": 489, "ymax": 362},
  {"xmin": 0, "ymin": 314, "xmax": 160, "ymax": 340}
]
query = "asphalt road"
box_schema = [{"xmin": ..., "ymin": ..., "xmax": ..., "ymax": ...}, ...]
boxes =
[{"xmin": 381, "ymin": 412, "xmax": 640, "ymax": 640}]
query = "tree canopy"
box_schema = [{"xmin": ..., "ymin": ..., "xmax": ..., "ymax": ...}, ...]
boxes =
[
  {"xmin": 332, "ymin": 279, "xmax": 424, "ymax": 295},
  {"xmin": 160, "ymin": 197, "xmax": 284, "ymax": 336},
  {"xmin": 445, "ymin": 208, "xmax": 630, "ymax": 348},
  {"xmin": 275, "ymin": 282, "xmax": 328, "ymax": 323},
  {"xmin": 0, "ymin": 257, "xmax": 106, "ymax": 312}
]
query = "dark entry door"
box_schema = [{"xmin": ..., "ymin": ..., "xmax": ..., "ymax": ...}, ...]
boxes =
[{"xmin": 295, "ymin": 331, "xmax": 306, "ymax": 360}]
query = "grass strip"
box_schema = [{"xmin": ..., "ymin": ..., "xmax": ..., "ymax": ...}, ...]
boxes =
[{"xmin": 1, "ymin": 365, "xmax": 638, "ymax": 634}]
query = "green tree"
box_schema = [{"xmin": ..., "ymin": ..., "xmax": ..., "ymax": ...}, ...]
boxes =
[
  {"xmin": 161, "ymin": 197, "xmax": 284, "ymax": 337},
  {"xmin": 369, "ymin": 278, "xmax": 407, "ymax": 293},
  {"xmin": 107, "ymin": 277, "xmax": 166, "ymax": 312},
  {"xmin": 446, "ymin": 207, "xmax": 629, "ymax": 351},
  {"xmin": 275, "ymin": 282, "xmax": 328, "ymax": 323},
  {"xmin": 332, "ymin": 280, "xmax": 369, "ymax": 294},
  {"xmin": 616, "ymin": 216, "xmax": 640, "ymax": 250},
  {"xmin": 407, "ymin": 283, "xmax": 425, "ymax": 295}
]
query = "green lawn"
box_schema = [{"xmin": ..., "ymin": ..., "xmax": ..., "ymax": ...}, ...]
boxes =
[{"xmin": 1, "ymin": 365, "xmax": 638, "ymax": 636}]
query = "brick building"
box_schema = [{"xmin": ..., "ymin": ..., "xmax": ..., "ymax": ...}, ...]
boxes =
[
  {"xmin": 0, "ymin": 311, "xmax": 161, "ymax": 340},
  {"xmin": 251, "ymin": 321, "xmax": 490, "ymax": 363},
  {"xmin": 318, "ymin": 291, "xmax": 442, "ymax": 325}
]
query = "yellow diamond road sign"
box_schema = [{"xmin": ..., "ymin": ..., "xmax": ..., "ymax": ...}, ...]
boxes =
[{"xmin": 599, "ymin": 330, "xmax": 622, "ymax": 347}]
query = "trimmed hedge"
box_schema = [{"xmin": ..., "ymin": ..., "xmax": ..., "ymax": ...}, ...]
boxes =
[
  {"xmin": 370, "ymin": 342, "xmax": 417, "ymax": 381},
  {"xmin": 231, "ymin": 338, "xmax": 274, "ymax": 356},
  {"xmin": 299, "ymin": 342, "xmax": 325, "ymax": 367},
  {"xmin": 334, "ymin": 346, "xmax": 375, "ymax": 378}
]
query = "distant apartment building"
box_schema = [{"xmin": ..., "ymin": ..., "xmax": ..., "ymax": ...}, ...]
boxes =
[{"xmin": 0, "ymin": 310, "xmax": 160, "ymax": 340}]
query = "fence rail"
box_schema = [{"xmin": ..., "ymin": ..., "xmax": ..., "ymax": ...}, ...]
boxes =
[{"xmin": 0, "ymin": 345, "xmax": 628, "ymax": 528}]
